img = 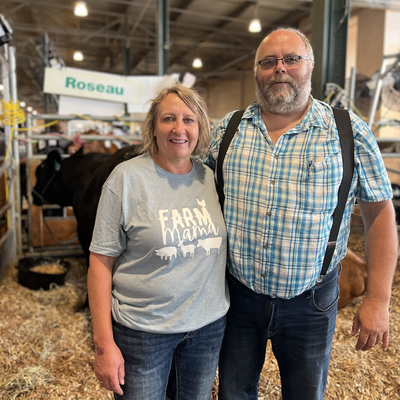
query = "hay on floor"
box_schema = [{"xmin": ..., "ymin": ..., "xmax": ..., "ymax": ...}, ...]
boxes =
[
  {"xmin": 0, "ymin": 257, "xmax": 112, "ymax": 400},
  {"xmin": 0, "ymin": 229, "xmax": 399, "ymax": 399}
]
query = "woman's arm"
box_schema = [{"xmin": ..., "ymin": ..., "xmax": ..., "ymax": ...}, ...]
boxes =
[{"xmin": 87, "ymin": 252, "xmax": 125, "ymax": 395}]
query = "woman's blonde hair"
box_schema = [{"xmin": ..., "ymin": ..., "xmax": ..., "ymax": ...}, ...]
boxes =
[{"xmin": 141, "ymin": 83, "xmax": 210, "ymax": 157}]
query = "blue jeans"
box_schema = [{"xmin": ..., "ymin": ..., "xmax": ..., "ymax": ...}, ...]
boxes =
[
  {"xmin": 219, "ymin": 267, "xmax": 339, "ymax": 400},
  {"xmin": 112, "ymin": 315, "xmax": 226, "ymax": 400}
]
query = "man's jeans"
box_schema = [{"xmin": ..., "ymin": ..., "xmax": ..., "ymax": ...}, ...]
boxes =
[
  {"xmin": 112, "ymin": 315, "xmax": 226, "ymax": 400},
  {"xmin": 219, "ymin": 267, "xmax": 339, "ymax": 400}
]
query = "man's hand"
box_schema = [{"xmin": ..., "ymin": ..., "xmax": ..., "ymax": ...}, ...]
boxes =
[{"xmin": 351, "ymin": 297, "xmax": 390, "ymax": 351}]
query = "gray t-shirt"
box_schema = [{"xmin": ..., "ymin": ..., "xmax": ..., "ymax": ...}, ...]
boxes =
[{"xmin": 90, "ymin": 153, "xmax": 229, "ymax": 333}]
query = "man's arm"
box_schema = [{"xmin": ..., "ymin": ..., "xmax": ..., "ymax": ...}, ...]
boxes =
[{"xmin": 351, "ymin": 199, "xmax": 398, "ymax": 351}]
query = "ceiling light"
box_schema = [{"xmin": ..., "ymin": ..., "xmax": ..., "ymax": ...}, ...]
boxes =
[
  {"xmin": 73, "ymin": 51, "xmax": 84, "ymax": 61},
  {"xmin": 32, "ymin": 110, "xmax": 38, "ymax": 115},
  {"xmin": 19, "ymin": 101, "xmax": 26, "ymax": 107},
  {"xmin": 27, "ymin": 106, "xmax": 33, "ymax": 112},
  {"xmin": 0, "ymin": 83, "xmax": 4, "ymax": 91},
  {"xmin": 192, "ymin": 57, "xmax": 203, "ymax": 68},
  {"xmin": 74, "ymin": 2, "xmax": 88, "ymax": 17},
  {"xmin": 249, "ymin": 18, "xmax": 262, "ymax": 33}
]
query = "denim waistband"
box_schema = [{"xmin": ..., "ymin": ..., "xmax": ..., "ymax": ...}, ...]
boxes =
[{"xmin": 227, "ymin": 265, "xmax": 339, "ymax": 300}]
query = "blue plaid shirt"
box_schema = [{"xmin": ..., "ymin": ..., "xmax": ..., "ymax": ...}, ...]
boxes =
[{"xmin": 202, "ymin": 98, "xmax": 392, "ymax": 298}]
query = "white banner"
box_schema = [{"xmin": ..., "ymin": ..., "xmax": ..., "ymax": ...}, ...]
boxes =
[
  {"xmin": 44, "ymin": 67, "xmax": 142, "ymax": 104},
  {"xmin": 58, "ymin": 95, "xmax": 125, "ymax": 116},
  {"xmin": 45, "ymin": 68, "xmax": 192, "ymax": 115},
  {"xmin": 126, "ymin": 74, "xmax": 180, "ymax": 114}
]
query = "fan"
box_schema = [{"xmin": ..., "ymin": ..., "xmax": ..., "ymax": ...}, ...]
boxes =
[
  {"xmin": 356, "ymin": 55, "xmax": 400, "ymax": 115},
  {"xmin": 381, "ymin": 66, "xmax": 400, "ymax": 112}
]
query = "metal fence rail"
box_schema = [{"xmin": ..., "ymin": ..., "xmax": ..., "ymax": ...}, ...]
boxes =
[
  {"xmin": 0, "ymin": 44, "xmax": 17, "ymax": 282},
  {"xmin": 23, "ymin": 113, "xmax": 144, "ymax": 259}
]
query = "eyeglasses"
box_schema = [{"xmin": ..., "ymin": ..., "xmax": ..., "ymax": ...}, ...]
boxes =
[{"xmin": 256, "ymin": 55, "xmax": 311, "ymax": 70}]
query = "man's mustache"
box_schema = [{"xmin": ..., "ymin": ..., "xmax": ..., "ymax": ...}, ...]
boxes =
[{"xmin": 268, "ymin": 76, "xmax": 294, "ymax": 85}]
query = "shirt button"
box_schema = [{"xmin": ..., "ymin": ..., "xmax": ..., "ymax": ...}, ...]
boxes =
[
  {"xmin": 267, "ymin": 211, "xmax": 272, "ymax": 216},
  {"xmin": 263, "ymin": 244, "xmax": 268, "ymax": 250},
  {"xmin": 261, "ymin": 273, "xmax": 266, "ymax": 278},
  {"xmin": 271, "ymin": 180, "xmax": 275, "ymax": 185},
  {"xmin": 275, "ymin": 155, "xmax": 278, "ymax": 160}
]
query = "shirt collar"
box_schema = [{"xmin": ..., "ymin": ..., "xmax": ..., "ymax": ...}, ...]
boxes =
[
  {"xmin": 244, "ymin": 101, "xmax": 264, "ymax": 130},
  {"xmin": 302, "ymin": 96, "xmax": 330, "ymax": 130}
]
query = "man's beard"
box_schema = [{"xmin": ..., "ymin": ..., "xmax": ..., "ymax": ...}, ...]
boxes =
[{"xmin": 255, "ymin": 72, "xmax": 312, "ymax": 115}]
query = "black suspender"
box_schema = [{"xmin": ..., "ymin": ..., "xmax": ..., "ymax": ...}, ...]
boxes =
[
  {"xmin": 216, "ymin": 107, "xmax": 354, "ymax": 278},
  {"xmin": 217, "ymin": 109, "xmax": 245, "ymax": 209},
  {"xmin": 319, "ymin": 107, "xmax": 355, "ymax": 277}
]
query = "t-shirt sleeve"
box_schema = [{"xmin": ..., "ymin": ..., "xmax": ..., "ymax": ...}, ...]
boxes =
[{"xmin": 89, "ymin": 186, "xmax": 126, "ymax": 257}]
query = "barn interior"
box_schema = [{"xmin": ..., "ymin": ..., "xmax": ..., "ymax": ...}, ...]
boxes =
[{"xmin": 1, "ymin": 0, "xmax": 400, "ymax": 399}]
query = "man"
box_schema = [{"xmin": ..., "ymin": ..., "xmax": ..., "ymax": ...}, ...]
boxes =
[{"xmin": 202, "ymin": 28, "xmax": 398, "ymax": 400}]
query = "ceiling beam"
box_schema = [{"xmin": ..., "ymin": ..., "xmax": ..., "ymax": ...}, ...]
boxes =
[
  {"xmin": 129, "ymin": 0, "xmax": 197, "ymax": 72},
  {"xmin": 3, "ymin": 0, "xmax": 285, "ymax": 23},
  {"xmin": 81, "ymin": 17, "xmax": 123, "ymax": 43},
  {"xmin": 168, "ymin": 1, "xmax": 255, "ymax": 71},
  {"xmin": 194, "ymin": 6, "xmax": 311, "ymax": 84},
  {"xmin": 3, "ymin": 1, "xmax": 28, "ymax": 17}
]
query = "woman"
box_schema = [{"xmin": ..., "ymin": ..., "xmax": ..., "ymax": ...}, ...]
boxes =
[{"xmin": 87, "ymin": 83, "xmax": 229, "ymax": 400}]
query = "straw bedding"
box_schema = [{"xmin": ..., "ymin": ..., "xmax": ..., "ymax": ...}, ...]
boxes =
[{"xmin": 0, "ymin": 229, "xmax": 399, "ymax": 399}]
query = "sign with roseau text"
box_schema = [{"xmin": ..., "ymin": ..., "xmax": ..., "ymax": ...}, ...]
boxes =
[{"xmin": 44, "ymin": 67, "xmax": 142, "ymax": 104}]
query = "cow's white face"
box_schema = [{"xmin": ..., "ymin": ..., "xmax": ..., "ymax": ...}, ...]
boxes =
[{"xmin": 153, "ymin": 93, "xmax": 199, "ymax": 173}]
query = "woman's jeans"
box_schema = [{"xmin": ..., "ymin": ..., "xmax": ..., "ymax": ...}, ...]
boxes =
[
  {"xmin": 219, "ymin": 267, "xmax": 339, "ymax": 400},
  {"xmin": 112, "ymin": 315, "xmax": 226, "ymax": 400}
]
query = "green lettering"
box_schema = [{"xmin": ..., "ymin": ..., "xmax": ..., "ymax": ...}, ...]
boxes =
[
  {"xmin": 66, "ymin": 77, "xmax": 76, "ymax": 88},
  {"xmin": 65, "ymin": 78, "xmax": 124, "ymax": 96}
]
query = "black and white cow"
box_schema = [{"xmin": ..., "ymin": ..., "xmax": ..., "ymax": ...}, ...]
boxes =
[{"xmin": 32, "ymin": 145, "xmax": 141, "ymax": 263}]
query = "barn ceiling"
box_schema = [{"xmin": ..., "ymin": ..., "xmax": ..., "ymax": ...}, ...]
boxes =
[{"xmin": 1, "ymin": 0, "xmax": 399, "ymax": 111}]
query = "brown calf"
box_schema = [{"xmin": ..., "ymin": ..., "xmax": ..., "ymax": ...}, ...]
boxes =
[{"xmin": 338, "ymin": 249, "xmax": 368, "ymax": 309}]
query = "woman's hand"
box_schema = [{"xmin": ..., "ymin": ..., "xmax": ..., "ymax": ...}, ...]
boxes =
[{"xmin": 94, "ymin": 341, "xmax": 125, "ymax": 395}]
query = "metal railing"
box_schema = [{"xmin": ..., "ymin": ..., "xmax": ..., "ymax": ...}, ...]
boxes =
[
  {"xmin": 0, "ymin": 44, "xmax": 17, "ymax": 281},
  {"xmin": 23, "ymin": 113, "xmax": 144, "ymax": 258}
]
